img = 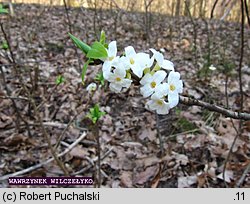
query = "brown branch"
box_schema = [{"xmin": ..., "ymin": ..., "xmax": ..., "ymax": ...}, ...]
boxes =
[
  {"xmin": 210, "ymin": 0, "xmax": 219, "ymax": 19},
  {"xmin": 180, "ymin": 96, "xmax": 250, "ymax": 120},
  {"xmin": 63, "ymin": 0, "xmax": 81, "ymax": 72},
  {"xmin": 244, "ymin": 0, "xmax": 250, "ymax": 28},
  {"xmin": 236, "ymin": 162, "xmax": 250, "ymax": 187},
  {"xmin": 239, "ymin": 0, "xmax": 245, "ymax": 114}
]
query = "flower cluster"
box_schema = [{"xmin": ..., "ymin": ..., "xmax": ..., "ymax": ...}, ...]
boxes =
[{"xmin": 101, "ymin": 41, "xmax": 183, "ymax": 115}]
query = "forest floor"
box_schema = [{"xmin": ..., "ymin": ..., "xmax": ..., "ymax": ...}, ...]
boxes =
[{"xmin": 0, "ymin": 3, "xmax": 250, "ymax": 187}]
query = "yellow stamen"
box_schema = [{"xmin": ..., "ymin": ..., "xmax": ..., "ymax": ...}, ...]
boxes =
[
  {"xmin": 150, "ymin": 81, "xmax": 156, "ymax": 88},
  {"xmin": 170, "ymin": 84, "xmax": 176, "ymax": 91},
  {"xmin": 157, "ymin": 100, "xmax": 163, "ymax": 106},
  {"xmin": 109, "ymin": 56, "xmax": 114, "ymax": 61},
  {"xmin": 116, "ymin": 77, "xmax": 121, "ymax": 82},
  {"xmin": 130, "ymin": 58, "xmax": 135, "ymax": 65}
]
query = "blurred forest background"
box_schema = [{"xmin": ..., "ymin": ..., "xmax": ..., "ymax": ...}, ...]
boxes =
[
  {"xmin": 0, "ymin": 0, "xmax": 250, "ymax": 188},
  {"xmin": 6, "ymin": 0, "xmax": 249, "ymax": 22}
]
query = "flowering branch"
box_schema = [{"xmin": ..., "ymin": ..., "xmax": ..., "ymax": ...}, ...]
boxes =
[
  {"xmin": 180, "ymin": 96, "xmax": 250, "ymax": 121},
  {"xmin": 69, "ymin": 32, "xmax": 250, "ymax": 120}
]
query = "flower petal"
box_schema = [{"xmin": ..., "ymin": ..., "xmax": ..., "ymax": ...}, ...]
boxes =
[
  {"xmin": 152, "ymin": 83, "xmax": 169, "ymax": 99},
  {"xmin": 114, "ymin": 67, "xmax": 126, "ymax": 78},
  {"xmin": 150, "ymin": 48, "xmax": 164, "ymax": 65},
  {"xmin": 120, "ymin": 78, "xmax": 132, "ymax": 88},
  {"xmin": 157, "ymin": 102, "xmax": 170, "ymax": 114},
  {"xmin": 168, "ymin": 93, "xmax": 179, "ymax": 108},
  {"xmin": 153, "ymin": 70, "xmax": 167, "ymax": 84},
  {"xmin": 137, "ymin": 53, "xmax": 155, "ymax": 71},
  {"xmin": 103, "ymin": 61, "xmax": 111, "ymax": 74},
  {"xmin": 102, "ymin": 61, "xmax": 111, "ymax": 80},
  {"xmin": 146, "ymin": 100, "xmax": 158, "ymax": 111},
  {"xmin": 175, "ymin": 80, "xmax": 183, "ymax": 93},
  {"xmin": 111, "ymin": 56, "xmax": 120, "ymax": 67},
  {"xmin": 161, "ymin": 60, "xmax": 174, "ymax": 71},
  {"xmin": 106, "ymin": 72, "xmax": 115, "ymax": 82},
  {"xmin": 125, "ymin": 46, "xmax": 136, "ymax": 57},
  {"xmin": 140, "ymin": 84, "xmax": 154, "ymax": 98},
  {"xmin": 168, "ymin": 71, "xmax": 180, "ymax": 84},
  {"xmin": 109, "ymin": 83, "xmax": 122, "ymax": 93},
  {"xmin": 131, "ymin": 63, "xmax": 144, "ymax": 78},
  {"xmin": 108, "ymin": 41, "xmax": 117, "ymax": 57},
  {"xmin": 140, "ymin": 73, "xmax": 153, "ymax": 85}
]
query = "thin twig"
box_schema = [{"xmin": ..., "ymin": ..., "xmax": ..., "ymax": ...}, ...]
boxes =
[
  {"xmin": 236, "ymin": 162, "xmax": 250, "ymax": 187},
  {"xmin": 222, "ymin": 0, "xmax": 245, "ymax": 187},
  {"xmin": 63, "ymin": 0, "xmax": 82, "ymax": 72},
  {"xmin": 225, "ymin": 75, "xmax": 229, "ymax": 108},
  {"xmin": 0, "ymin": 132, "xmax": 87, "ymax": 181},
  {"xmin": 93, "ymin": 122, "xmax": 101, "ymax": 188},
  {"xmin": 72, "ymin": 147, "xmax": 114, "ymax": 176},
  {"xmin": 54, "ymin": 112, "xmax": 79, "ymax": 149},
  {"xmin": 184, "ymin": 0, "xmax": 198, "ymax": 68},
  {"xmin": 180, "ymin": 96, "xmax": 250, "ymax": 120},
  {"xmin": 210, "ymin": 0, "xmax": 219, "ymax": 19},
  {"xmin": 164, "ymin": 129, "xmax": 199, "ymax": 141},
  {"xmin": 238, "ymin": 0, "xmax": 245, "ymax": 131},
  {"xmin": 244, "ymin": 0, "xmax": 250, "ymax": 28},
  {"xmin": 0, "ymin": 95, "xmax": 29, "ymax": 101},
  {"xmin": 156, "ymin": 112, "xmax": 164, "ymax": 157}
]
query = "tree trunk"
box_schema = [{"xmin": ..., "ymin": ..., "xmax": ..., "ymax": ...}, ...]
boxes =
[
  {"xmin": 175, "ymin": 0, "xmax": 181, "ymax": 16},
  {"xmin": 184, "ymin": 0, "xmax": 191, "ymax": 16},
  {"xmin": 199, "ymin": 0, "xmax": 204, "ymax": 17},
  {"xmin": 8, "ymin": 0, "xmax": 14, "ymax": 17}
]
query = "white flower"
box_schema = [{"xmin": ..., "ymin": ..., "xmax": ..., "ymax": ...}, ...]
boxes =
[
  {"xmin": 86, "ymin": 82, "xmax": 97, "ymax": 93},
  {"xmin": 140, "ymin": 70, "xmax": 167, "ymax": 98},
  {"xmin": 150, "ymin": 48, "xmax": 174, "ymax": 71},
  {"xmin": 166, "ymin": 71, "xmax": 183, "ymax": 108},
  {"xmin": 146, "ymin": 98, "xmax": 170, "ymax": 115},
  {"xmin": 124, "ymin": 46, "xmax": 151, "ymax": 78},
  {"xmin": 114, "ymin": 56, "xmax": 131, "ymax": 71},
  {"xmin": 209, "ymin": 65, "xmax": 216, "ymax": 71},
  {"xmin": 136, "ymin": 52, "xmax": 154, "ymax": 77},
  {"xmin": 146, "ymin": 83, "xmax": 170, "ymax": 114},
  {"xmin": 102, "ymin": 41, "xmax": 119, "ymax": 79},
  {"xmin": 151, "ymin": 83, "xmax": 169, "ymax": 99},
  {"xmin": 106, "ymin": 67, "xmax": 132, "ymax": 93}
]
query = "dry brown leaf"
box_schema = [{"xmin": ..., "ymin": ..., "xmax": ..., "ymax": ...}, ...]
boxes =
[
  {"xmin": 173, "ymin": 152, "xmax": 189, "ymax": 166},
  {"xmin": 178, "ymin": 175, "xmax": 197, "ymax": 188},
  {"xmin": 69, "ymin": 145, "xmax": 88, "ymax": 159},
  {"xmin": 0, "ymin": 114, "xmax": 13, "ymax": 129},
  {"xmin": 217, "ymin": 170, "xmax": 234, "ymax": 183},
  {"xmin": 134, "ymin": 166, "xmax": 158, "ymax": 185},
  {"xmin": 120, "ymin": 171, "xmax": 133, "ymax": 187},
  {"xmin": 3, "ymin": 133, "xmax": 28, "ymax": 147},
  {"xmin": 138, "ymin": 128, "xmax": 156, "ymax": 141}
]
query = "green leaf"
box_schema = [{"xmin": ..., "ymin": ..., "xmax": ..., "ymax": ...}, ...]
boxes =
[
  {"xmin": 0, "ymin": 4, "xmax": 8, "ymax": 14},
  {"xmin": 87, "ymin": 104, "xmax": 106, "ymax": 124},
  {"xmin": 87, "ymin": 41, "xmax": 108, "ymax": 59},
  {"xmin": 94, "ymin": 72, "xmax": 105, "ymax": 86},
  {"xmin": 1, "ymin": 41, "xmax": 8, "ymax": 50},
  {"xmin": 56, "ymin": 75, "xmax": 65, "ymax": 85},
  {"xmin": 68, "ymin": 33, "xmax": 91, "ymax": 55},
  {"xmin": 99, "ymin": 30, "xmax": 106, "ymax": 45},
  {"xmin": 81, "ymin": 59, "xmax": 92, "ymax": 83}
]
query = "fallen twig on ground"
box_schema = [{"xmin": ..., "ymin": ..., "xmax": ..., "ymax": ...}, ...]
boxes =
[{"xmin": 0, "ymin": 132, "xmax": 87, "ymax": 181}]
